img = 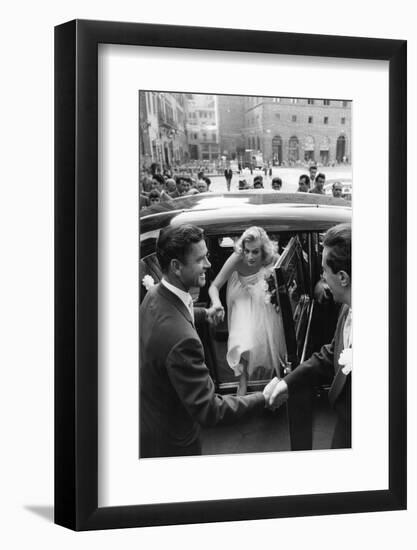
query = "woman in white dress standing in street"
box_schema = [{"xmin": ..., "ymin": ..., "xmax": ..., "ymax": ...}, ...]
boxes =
[{"xmin": 209, "ymin": 226, "xmax": 287, "ymax": 395}]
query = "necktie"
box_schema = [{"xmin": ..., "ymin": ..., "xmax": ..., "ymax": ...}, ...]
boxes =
[{"xmin": 188, "ymin": 295, "xmax": 194, "ymax": 323}]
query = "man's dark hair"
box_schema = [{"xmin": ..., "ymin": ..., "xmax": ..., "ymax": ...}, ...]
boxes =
[
  {"xmin": 299, "ymin": 174, "xmax": 310, "ymax": 185},
  {"xmin": 309, "ymin": 165, "xmax": 317, "ymax": 172},
  {"xmin": 272, "ymin": 177, "xmax": 282, "ymax": 188},
  {"xmin": 175, "ymin": 175, "xmax": 191, "ymax": 185},
  {"xmin": 323, "ymin": 223, "xmax": 351, "ymax": 277},
  {"xmin": 316, "ymin": 172, "xmax": 326, "ymax": 182},
  {"xmin": 153, "ymin": 173, "xmax": 165, "ymax": 185},
  {"xmin": 149, "ymin": 189, "xmax": 161, "ymax": 199},
  {"xmin": 157, "ymin": 224, "xmax": 205, "ymax": 273},
  {"xmin": 253, "ymin": 175, "xmax": 263, "ymax": 183}
]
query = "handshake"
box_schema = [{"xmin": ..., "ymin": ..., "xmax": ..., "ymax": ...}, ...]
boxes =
[{"xmin": 263, "ymin": 377, "xmax": 289, "ymax": 410}]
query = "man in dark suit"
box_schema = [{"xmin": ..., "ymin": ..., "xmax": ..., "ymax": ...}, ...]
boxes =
[
  {"xmin": 224, "ymin": 167, "xmax": 233, "ymax": 191},
  {"xmin": 265, "ymin": 223, "xmax": 352, "ymax": 448},
  {"xmin": 308, "ymin": 164, "xmax": 317, "ymax": 187},
  {"xmin": 140, "ymin": 224, "xmax": 267, "ymax": 458}
]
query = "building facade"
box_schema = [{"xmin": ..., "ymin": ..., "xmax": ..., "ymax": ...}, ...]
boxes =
[
  {"xmin": 185, "ymin": 94, "xmax": 220, "ymax": 161},
  {"xmin": 139, "ymin": 91, "xmax": 188, "ymax": 170},
  {"xmin": 217, "ymin": 95, "xmax": 246, "ymax": 159},
  {"xmin": 242, "ymin": 96, "xmax": 351, "ymax": 166}
]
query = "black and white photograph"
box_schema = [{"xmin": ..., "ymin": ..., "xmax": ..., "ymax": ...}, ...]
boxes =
[{"xmin": 139, "ymin": 91, "xmax": 352, "ymax": 459}]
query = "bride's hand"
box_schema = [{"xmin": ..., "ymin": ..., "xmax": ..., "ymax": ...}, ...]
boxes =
[{"xmin": 206, "ymin": 304, "xmax": 225, "ymax": 325}]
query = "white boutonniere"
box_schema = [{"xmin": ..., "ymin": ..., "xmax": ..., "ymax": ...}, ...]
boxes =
[
  {"xmin": 338, "ymin": 348, "xmax": 352, "ymax": 375},
  {"xmin": 142, "ymin": 274, "xmax": 155, "ymax": 290}
]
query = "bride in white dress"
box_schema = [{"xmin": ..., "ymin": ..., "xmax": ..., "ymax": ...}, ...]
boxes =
[{"xmin": 209, "ymin": 226, "xmax": 287, "ymax": 395}]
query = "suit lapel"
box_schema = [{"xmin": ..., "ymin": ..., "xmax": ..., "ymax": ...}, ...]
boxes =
[
  {"xmin": 328, "ymin": 305, "xmax": 350, "ymax": 406},
  {"xmin": 157, "ymin": 283, "xmax": 195, "ymax": 327}
]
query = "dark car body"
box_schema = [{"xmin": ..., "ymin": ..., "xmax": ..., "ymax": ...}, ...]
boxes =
[
  {"xmin": 140, "ymin": 191, "xmax": 350, "ymax": 251},
  {"xmin": 140, "ymin": 192, "xmax": 351, "ymax": 450}
]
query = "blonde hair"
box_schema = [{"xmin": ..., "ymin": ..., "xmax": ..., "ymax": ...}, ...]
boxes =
[{"xmin": 234, "ymin": 226, "xmax": 278, "ymax": 265}]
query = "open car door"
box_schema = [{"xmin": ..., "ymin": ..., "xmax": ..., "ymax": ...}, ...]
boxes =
[
  {"xmin": 272, "ymin": 235, "xmax": 315, "ymax": 450},
  {"xmin": 272, "ymin": 235, "xmax": 313, "ymax": 370}
]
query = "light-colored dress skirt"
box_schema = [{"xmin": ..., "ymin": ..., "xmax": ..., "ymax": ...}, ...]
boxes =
[{"xmin": 226, "ymin": 268, "xmax": 287, "ymax": 379}]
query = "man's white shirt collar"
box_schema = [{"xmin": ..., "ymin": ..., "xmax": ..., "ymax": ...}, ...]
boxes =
[{"xmin": 161, "ymin": 278, "xmax": 194, "ymax": 319}]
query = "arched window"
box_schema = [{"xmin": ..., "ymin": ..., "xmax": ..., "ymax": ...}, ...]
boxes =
[
  {"xmin": 319, "ymin": 136, "xmax": 330, "ymax": 165},
  {"xmin": 288, "ymin": 136, "xmax": 299, "ymax": 162},
  {"xmin": 336, "ymin": 135, "xmax": 346, "ymax": 163},
  {"xmin": 272, "ymin": 135, "xmax": 282, "ymax": 165}
]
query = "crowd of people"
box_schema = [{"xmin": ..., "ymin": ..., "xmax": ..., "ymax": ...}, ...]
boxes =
[
  {"xmin": 140, "ymin": 167, "xmax": 214, "ymax": 210},
  {"xmin": 140, "ymin": 222, "xmax": 352, "ymax": 458},
  {"xmin": 140, "ymin": 163, "xmax": 347, "ymax": 210}
]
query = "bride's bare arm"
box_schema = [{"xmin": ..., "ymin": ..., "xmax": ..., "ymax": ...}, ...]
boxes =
[{"xmin": 208, "ymin": 252, "xmax": 240, "ymax": 312}]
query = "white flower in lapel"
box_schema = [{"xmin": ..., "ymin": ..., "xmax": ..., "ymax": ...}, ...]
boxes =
[
  {"xmin": 338, "ymin": 348, "xmax": 352, "ymax": 375},
  {"xmin": 142, "ymin": 274, "xmax": 155, "ymax": 290}
]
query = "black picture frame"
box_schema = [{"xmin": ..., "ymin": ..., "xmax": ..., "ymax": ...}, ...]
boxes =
[{"xmin": 55, "ymin": 19, "xmax": 407, "ymax": 531}]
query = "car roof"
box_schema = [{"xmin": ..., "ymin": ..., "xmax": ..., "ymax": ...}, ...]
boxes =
[{"xmin": 140, "ymin": 192, "xmax": 351, "ymax": 240}]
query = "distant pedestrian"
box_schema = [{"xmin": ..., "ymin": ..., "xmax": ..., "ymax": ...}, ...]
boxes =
[
  {"xmin": 297, "ymin": 174, "xmax": 310, "ymax": 193},
  {"xmin": 165, "ymin": 178, "xmax": 177, "ymax": 195},
  {"xmin": 308, "ymin": 165, "xmax": 317, "ymax": 187},
  {"xmin": 197, "ymin": 179, "xmax": 209, "ymax": 193},
  {"xmin": 332, "ymin": 182, "xmax": 343, "ymax": 198},
  {"xmin": 271, "ymin": 177, "xmax": 282, "ymax": 191},
  {"xmin": 148, "ymin": 189, "xmax": 161, "ymax": 205},
  {"xmin": 253, "ymin": 175, "xmax": 264, "ymax": 189},
  {"xmin": 171, "ymin": 177, "xmax": 191, "ymax": 198},
  {"xmin": 224, "ymin": 167, "xmax": 233, "ymax": 191},
  {"xmin": 309, "ymin": 173, "xmax": 326, "ymax": 195}
]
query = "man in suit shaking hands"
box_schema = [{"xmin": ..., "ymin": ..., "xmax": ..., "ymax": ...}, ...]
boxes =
[
  {"xmin": 140, "ymin": 224, "xmax": 267, "ymax": 458},
  {"xmin": 264, "ymin": 223, "xmax": 352, "ymax": 448}
]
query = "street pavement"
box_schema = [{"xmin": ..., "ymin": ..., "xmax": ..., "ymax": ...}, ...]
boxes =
[{"xmin": 207, "ymin": 165, "xmax": 352, "ymax": 194}]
